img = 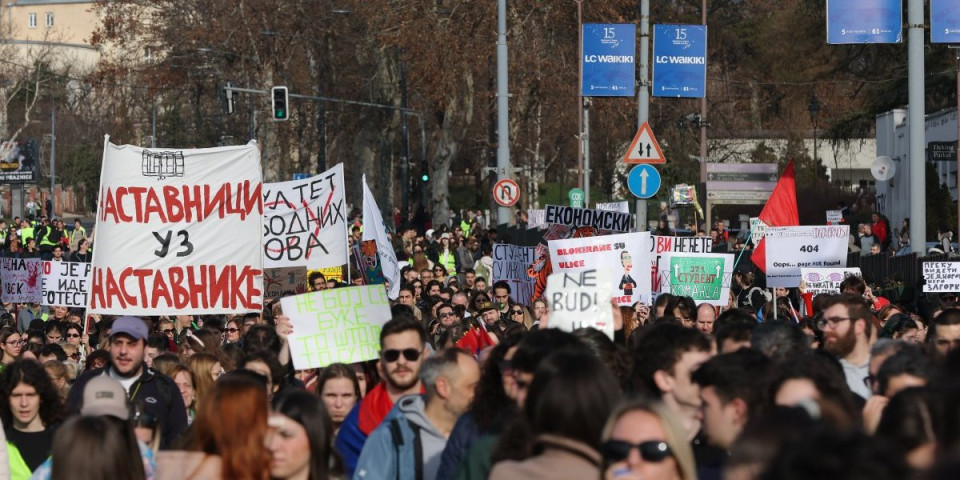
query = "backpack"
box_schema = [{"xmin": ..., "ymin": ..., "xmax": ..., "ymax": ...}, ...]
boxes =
[{"xmin": 389, "ymin": 418, "xmax": 423, "ymax": 480}]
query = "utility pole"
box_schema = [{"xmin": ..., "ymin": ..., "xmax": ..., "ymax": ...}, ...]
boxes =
[
  {"xmin": 697, "ymin": 0, "xmax": 707, "ymax": 235},
  {"xmin": 907, "ymin": 0, "xmax": 926, "ymax": 255},
  {"xmin": 495, "ymin": 0, "xmax": 512, "ymax": 225},
  {"xmin": 400, "ymin": 59, "xmax": 411, "ymax": 221},
  {"xmin": 50, "ymin": 101, "xmax": 55, "ymax": 206},
  {"xmin": 636, "ymin": 0, "xmax": 650, "ymax": 231},
  {"xmin": 577, "ymin": 0, "xmax": 584, "ymax": 204}
]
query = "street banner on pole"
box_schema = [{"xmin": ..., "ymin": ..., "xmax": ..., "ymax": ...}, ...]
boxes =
[
  {"xmin": 931, "ymin": 0, "xmax": 960, "ymax": 43},
  {"xmin": 827, "ymin": 0, "xmax": 902, "ymax": 44},
  {"xmin": 582, "ymin": 24, "xmax": 636, "ymax": 97},
  {"xmin": 652, "ymin": 24, "xmax": 707, "ymax": 98}
]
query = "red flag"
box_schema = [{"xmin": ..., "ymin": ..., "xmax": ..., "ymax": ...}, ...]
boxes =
[{"xmin": 752, "ymin": 160, "xmax": 799, "ymax": 273}]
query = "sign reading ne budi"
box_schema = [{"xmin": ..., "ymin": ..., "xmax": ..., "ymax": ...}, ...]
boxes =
[
  {"xmin": 581, "ymin": 24, "xmax": 635, "ymax": 97},
  {"xmin": 652, "ymin": 24, "xmax": 707, "ymax": 98},
  {"xmin": 282, "ymin": 285, "xmax": 392, "ymax": 369},
  {"xmin": 765, "ymin": 225, "xmax": 850, "ymax": 288},
  {"xmin": 932, "ymin": 0, "xmax": 960, "ymax": 44},
  {"xmin": 827, "ymin": 0, "xmax": 902, "ymax": 44},
  {"xmin": 545, "ymin": 269, "xmax": 615, "ymax": 339},
  {"xmin": 548, "ymin": 232, "xmax": 652, "ymax": 306}
]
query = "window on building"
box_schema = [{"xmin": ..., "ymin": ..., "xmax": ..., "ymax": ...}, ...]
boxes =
[
  {"xmin": 28, "ymin": 13, "xmax": 36, "ymax": 28},
  {"xmin": 45, "ymin": 12, "xmax": 54, "ymax": 27}
]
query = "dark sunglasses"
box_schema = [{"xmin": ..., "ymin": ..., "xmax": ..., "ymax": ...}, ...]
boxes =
[
  {"xmin": 224, "ymin": 328, "xmax": 240, "ymax": 333},
  {"xmin": 439, "ymin": 312, "xmax": 456, "ymax": 318},
  {"xmin": 65, "ymin": 333, "xmax": 81, "ymax": 338},
  {"xmin": 161, "ymin": 328, "xmax": 175, "ymax": 334},
  {"xmin": 382, "ymin": 348, "xmax": 422, "ymax": 363},
  {"xmin": 511, "ymin": 309, "xmax": 524, "ymax": 315},
  {"xmin": 602, "ymin": 440, "xmax": 673, "ymax": 463}
]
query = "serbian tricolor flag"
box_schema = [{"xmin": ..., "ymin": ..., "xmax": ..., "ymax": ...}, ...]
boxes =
[{"xmin": 752, "ymin": 160, "xmax": 799, "ymax": 273}]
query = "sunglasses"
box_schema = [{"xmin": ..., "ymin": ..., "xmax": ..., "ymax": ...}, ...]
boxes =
[
  {"xmin": 601, "ymin": 440, "xmax": 673, "ymax": 463},
  {"xmin": 161, "ymin": 328, "xmax": 175, "ymax": 334},
  {"xmin": 382, "ymin": 348, "xmax": 422, "ymax": 363},
  {"xmin": 511, "ymin": 310, "xmax": 524, "ymax": 315},
  {"xmin": 224, "ymin": 328, "xmax": 240, "ymax": 333},
  {"xmin": 439, "ymin": 312, "xmax": 456, "ymax": 318},
  {"xmin": 66, "ymin": 333, "xmax": 81, "ymax": 338}
]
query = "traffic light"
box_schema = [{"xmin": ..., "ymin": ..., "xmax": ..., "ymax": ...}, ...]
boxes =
[
  {"xmin": 271, "ymin": 86, "xmax": 289, "ymax": 121},
  {"xmin": 421, "ymin": 173, "xmax": 429, "ymax": 182}
]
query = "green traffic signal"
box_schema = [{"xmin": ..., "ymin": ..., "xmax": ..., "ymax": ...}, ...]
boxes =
[{"xmin": 421, "ymin": 174, "xmax": 429, "ymax": 181}]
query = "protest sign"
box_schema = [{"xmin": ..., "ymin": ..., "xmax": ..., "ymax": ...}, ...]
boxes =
[
  {"xmin": 41, "ymin": 261, "xmax": 91, "ymax": 307},
  {"xmin": 596, "ymin": 201, "xmax": 630, "ymax": 213},
  {"xmin": 263, "ymin": 267, "xmax": 307, "ymax": 300},
  {"xmin": 544, "ymin": 204, "xmax": 631, "ymax": 233},
  {"xmin": 491, "ymin": 244, "xmax": 536, "ymax": 305},
  {"xmin": 544, "ymin": 269, "xmax": 615, "ymax": 339},
  {"xmin": 665, "ymin": 253, "xmax": 733, "ymax": 306},
  {"xmin": 800, "ymin": 267, "xmax": 862, "ymax": 295},
  {"xmin": 548, "ymin": 231, "xmax": 651, "ymax": 305},
  {"xmin": 262, "ymin": 164, "xmax": 347, "ymax": 269},
  {"xmin": 353, "ymin": 241, "xmax": 384, "ymax": 285},
  {"xmin": 311, "ymin": 266, "xmax": 344, "ymax": 283},
  {"xmin": 527, "ymin": 209, "xmax": 546, "ymax": 229},
  {"xmin": 923, "ymin": 262, "xmax": 960, "ymax": 293},
  {"xmin": 647, "ymin": 236, "xmax": 713, "ymax": 296},
  {"xmin": 765, "ymin": 225, "xmax": 849, "ymax": 288},
  {"xmin": 282, "ymin": 285, "xmax": 392, "ymax": 369},
  {"xmin": 88, "ymin": 140, "xmax": 264, "ymax": 315},
  {"xmin": 749, "ymin": 217, "xmax": 766, "ymax": 245},
  {"xmin": 2, "ymin": 257, "xmax": 41, "ymax": 304},
  {"xmin": 826, "ymin": 210, "xmax": 842, "ymax": 225}
]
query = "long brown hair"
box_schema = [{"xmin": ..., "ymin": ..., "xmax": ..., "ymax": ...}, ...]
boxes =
[
  {"xmin": 187, "ymin": 353, "xmax": 220, "ymax": 410},
  {"xmin": 189, "ymin": 373, "xmax": 270, "ymax": 480},
  {"xmin": 51, "ymin": 415, "xmax": 145, "ymax": 480}
]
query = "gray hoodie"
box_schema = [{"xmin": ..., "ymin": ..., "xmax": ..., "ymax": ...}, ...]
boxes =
[{"xmin": 355, "ymin": 394, "xmax": 448, "ymax": 480}]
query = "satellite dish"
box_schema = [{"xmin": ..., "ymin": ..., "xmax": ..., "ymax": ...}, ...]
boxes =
[{"xmin": 871, "ymin": 156, "xmax": 896, "ymax": 181}]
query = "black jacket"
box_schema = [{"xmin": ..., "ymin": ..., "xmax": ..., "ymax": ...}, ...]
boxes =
[{"xmin": 67, "ymin": 363, "xmax": 188, "ymax": 449}]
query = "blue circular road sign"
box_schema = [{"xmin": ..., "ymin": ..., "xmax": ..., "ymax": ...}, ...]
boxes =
[{"xmin": 628, "ymin": 164, "xmax": 661, "ymax": 199}]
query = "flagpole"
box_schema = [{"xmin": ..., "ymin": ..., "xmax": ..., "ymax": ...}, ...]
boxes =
[{"xmin": 772, "ymin": 288, "xmax": 777, "ymax": 320}]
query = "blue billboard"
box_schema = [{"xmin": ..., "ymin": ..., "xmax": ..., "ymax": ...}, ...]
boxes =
[
  {"xmin": 652, "ymin": 24, "xmax": 707, "ymax": 99},
  {"xmin": 827, "ymin": 0, "xmax": 902, "ymax": 44},
  {"xmin": 932, "ymin": 0, "xmax": 960, "ymax": 44},
  {"xmin": 581, "ymin": 24, "xmax": 635, "ymax": 97}
]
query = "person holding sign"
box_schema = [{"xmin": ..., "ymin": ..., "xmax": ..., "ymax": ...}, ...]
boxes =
[{"xmin": 335, "ymin": 317, "xmax": 428, "ymax": 476}]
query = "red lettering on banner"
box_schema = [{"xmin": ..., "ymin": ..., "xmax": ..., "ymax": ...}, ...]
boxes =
[
  {"xmin": 98, "ymin": 182, "xmax": 263, "ymax": 224},
  {"xmin": 91, "ymin": 265, "xmax": 263, "ymax": 311},
  {"xmin": 657, "ymin": 236, "xmax": 671, "ymax": 253}
]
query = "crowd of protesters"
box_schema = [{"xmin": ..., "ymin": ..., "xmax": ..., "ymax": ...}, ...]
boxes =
[{"xmin": 0, "ymin": 210, "xmax": 959, "ymax": 480}]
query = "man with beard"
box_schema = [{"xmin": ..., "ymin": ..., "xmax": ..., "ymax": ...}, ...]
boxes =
[
  {"xmin": 335, "ymin": 316, "xmax": 428, "ymax": 476},
  {"xmin": 819, "ymin": 293, "xmax": 873, "ymax": 400}
]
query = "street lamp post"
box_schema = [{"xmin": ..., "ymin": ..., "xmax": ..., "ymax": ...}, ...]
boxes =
[{"xmin": 809, "ymin": 94, "xmax": 820, "ymax": 184}]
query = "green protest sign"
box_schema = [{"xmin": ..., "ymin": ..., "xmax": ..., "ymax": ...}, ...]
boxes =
[
  {"xmin": 281, "ymin": 285, "xmax": 391, "ymax": 369},
  {"xmin": 668, "ymin": 253, "xmax": 733, "ymax": 305}
]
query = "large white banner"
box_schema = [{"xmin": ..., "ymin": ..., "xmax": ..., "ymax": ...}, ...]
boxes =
[
  {"xmin": 88, "ymin": 140, "xmax": 264, "ymax": 315},
  {"xmin": 282, "ymin": 285, "xmax": 392, "ymax": 369},
  {"xmin": 663, "ymin": 252, "xmax": 734, "ymax": 306},
  {"xmin": 362, "ymin": 175, "xmax": 400, "ymax": 299},
  {"xmin": 545, "ymin": 269, "xmax": 615, "ymax": 339},
  {"xmin": 262, "ymin": 164, "xmax": 347, "ymax": 269},
  {"xmin": 765, "ymin": 225, "xmax": 849, "ymax": 288},
  {"xmin": 800, "ymin": 267, "xmax": 862, "ymax": 295},
  {"xmin": 548, "ymin": 232, "xmax": 651, "ymax": 305},
  {"xmin": 491, "ymin": 244, "xmax": 536, "ymax": 305},
  {"xmin": 42, "ymin": 261, "xmax": 91, "ymax": 308}
]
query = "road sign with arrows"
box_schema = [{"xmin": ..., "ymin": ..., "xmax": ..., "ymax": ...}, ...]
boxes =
[
  {"xmin": 623, "ymin": 122, "xmax": 666, "ymax": 164},
  {"xmin": 627, "ymin": 164, "xmax": 661, "ymax": 199}
]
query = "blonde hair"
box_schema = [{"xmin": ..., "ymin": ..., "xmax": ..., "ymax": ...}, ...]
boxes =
[
  {"xmin": 187, "ymin": 353, "xmax": 220, "ymax": 410},
  {"xmin": 601, "ymin": 399, "xmax": 698, "ymax": 480}
]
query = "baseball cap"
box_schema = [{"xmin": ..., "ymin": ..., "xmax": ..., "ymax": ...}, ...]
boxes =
[
  {"xmin": 110, "ymin": 316, "xmax": 149, "ymax": 341},
  {"xmin": 426, "ymin": 229, "xmax": 435, "ymax": 238},
  {"xmin": 81, "ymin": 375, "xmax": 129, "ymax": 419},
  {"xmin": 478, "ymin": 301, "xmax": 497, "ymax": 314}
]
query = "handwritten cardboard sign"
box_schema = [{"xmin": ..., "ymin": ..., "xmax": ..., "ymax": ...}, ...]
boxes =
[
  {"xmin": 41, "ymin": 261, "xmax": 91, "ymax": 307},
  {"xmin": 2, "ymin": 257, "xmax": 41, "ymax": 304},
  {"xmin": 282, "ymin": 285, "xmax": 392, "ymax": 369},
  {"xmin": 545, "ymin": 269, "xmax": 615, "ymax": 339},
  {"xmin": 923, "ymin": 262, "xmax": 960, "ymax": 293}
]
